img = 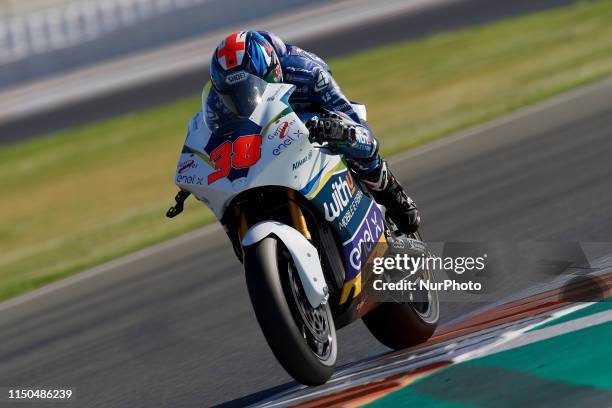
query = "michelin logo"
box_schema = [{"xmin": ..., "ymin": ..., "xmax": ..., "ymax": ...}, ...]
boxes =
[{"xmin": 292, "ymin": 150, "xmax": 313, "ymax": 171}]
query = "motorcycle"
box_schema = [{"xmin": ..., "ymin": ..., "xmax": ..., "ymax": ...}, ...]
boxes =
[{"xmin": 168, "ymin": 73, "xmax": 439, "ymax": 385}]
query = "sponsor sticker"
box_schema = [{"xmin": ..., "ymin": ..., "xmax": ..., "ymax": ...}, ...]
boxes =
[
  {"xmin": 324, "ymin": 173, "xmax": 357, "ymax": 222},
  {"xmin": 313, "ymin": 68, "xmax": 330, "ymax": 93},
  {"xmin": 225, "ymin": 71, "xmax": 248, "ymax": 85},
  {"xmin": 266, "ymin": 86, "xmax": 285, "ymax": 102},
  {"xmin": 176, "ymin": 174, "xmax": 206, "ymax": 185},
  {"xmin": 285, "ymin": 66, "xmax": 311, "ymax": 74},
  {"xmin": 342, "ymin": 203, "xmax": 385, "ymax": 278},
  {"xmin": 268, "ymin": 118, "xmax": 296, "ymax": 140},
  {"xmin": 178, "ymin": 159, "xmax": 197, "ymax": 174},
  {"xmin": 272, "ymin": 128, "xmax": 304, "ymax": 156},
  {"xmin": 292, "ymin": 150, "xmax": 313, "ymax": 171},
  {"xmin": 339, "ymin": 190, "xmax": 363, "ymax": 229}
]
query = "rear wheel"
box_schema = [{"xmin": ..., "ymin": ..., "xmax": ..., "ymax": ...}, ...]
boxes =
[
  {"xmin": 244, "ymin": 237, "xmax": 337, "ymax": 385},
  {"xmin": 363, "ymin": 232, "xmax": 439, "ymax": 350}
]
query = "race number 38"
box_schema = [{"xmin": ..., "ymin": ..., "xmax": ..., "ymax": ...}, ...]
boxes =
[{"xmin": 208, "ymin": 135, "xmax": 262, "ymax": 184}]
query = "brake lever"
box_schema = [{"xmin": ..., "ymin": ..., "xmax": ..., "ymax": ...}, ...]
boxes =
[
  {"xmin": 166, "ymin": 190, "xmax": 191, "ymax": 218},
  {"xmin": 306, "ymin": 115, "xmax": 320, "ymax": 144}
]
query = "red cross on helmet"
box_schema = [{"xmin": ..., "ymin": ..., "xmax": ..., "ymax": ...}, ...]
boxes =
[{"xmin": 209, "ymin": 31, "xmax": 283, "ymax": 117}]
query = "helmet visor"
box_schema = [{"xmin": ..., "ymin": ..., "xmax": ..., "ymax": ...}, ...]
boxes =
[{"xmin": 215, "ymin": 72, "xmax": 268, "ymax": 118}]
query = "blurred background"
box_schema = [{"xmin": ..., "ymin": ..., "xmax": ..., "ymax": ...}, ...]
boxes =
[
  {"xmin": 1, "ymin": 0, "xmax": 611, "ymax": 406},
  {"xmin": 0, "ymin": 0, "xmax": 330, "ymax": 87}
]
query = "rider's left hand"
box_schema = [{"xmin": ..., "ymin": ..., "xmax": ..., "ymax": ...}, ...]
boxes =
[{"xmin": 306, "ymin": 112, "xmax": 356, "ymax": 150}]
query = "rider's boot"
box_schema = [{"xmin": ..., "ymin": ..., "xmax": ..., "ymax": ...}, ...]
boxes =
[{"xmin": 360, "ymin": 161, "xmax": 421, "ymax": 235}]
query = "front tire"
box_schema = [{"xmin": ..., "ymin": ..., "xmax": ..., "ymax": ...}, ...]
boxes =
[{"xmin": 244, "ymin": 237, "xmax": 337, "ymax": 385}]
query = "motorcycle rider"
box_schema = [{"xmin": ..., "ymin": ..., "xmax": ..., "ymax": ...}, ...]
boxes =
[{"xmin": 201, "ymin": 31, "xmax": 421, "ymax": 234}]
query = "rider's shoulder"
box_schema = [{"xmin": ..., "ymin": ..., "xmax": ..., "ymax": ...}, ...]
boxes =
[
  {"xmin": 256, "ymin": 31, "xmax": 327, "ymax": 71},
  {"xmin": 257, "ymin": 31, "xmax": 288, "ymax": 56},
  {"xmin": 280, "ymin": 45, "xmax": 333, "ymax": 93},
  {"xmin": 285, "ymin": 45, "xmax": 329, "ymax": 70}
]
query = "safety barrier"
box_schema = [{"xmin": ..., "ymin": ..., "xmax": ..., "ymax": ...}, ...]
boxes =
[{"xmin": 0, "ymin": 0, "xmax": 209, "ymax": 64}]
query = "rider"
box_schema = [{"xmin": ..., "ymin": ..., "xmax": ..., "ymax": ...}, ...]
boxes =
[{"xmin": 202, "ymin": 31, "xmax": 421, "ymax": 234}]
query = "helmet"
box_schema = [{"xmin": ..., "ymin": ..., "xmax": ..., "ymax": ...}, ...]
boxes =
[{"xmin": 210, "ymin": 31, "xmax": 283, "ymax": 117}]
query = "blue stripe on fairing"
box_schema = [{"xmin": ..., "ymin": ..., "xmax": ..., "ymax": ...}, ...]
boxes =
[
  {"xmin": 280, "ymin": 87, "xmax": 294, "ymax": 105},
  {"xmin": 300, "ymin": 163, "xmax": 328, "ymax": 197}
]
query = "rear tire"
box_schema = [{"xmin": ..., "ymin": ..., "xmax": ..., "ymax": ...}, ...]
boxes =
[
  {"xmin": 362, "ymin": 301, "xmax": 438, "ymax": 350},
  {"xmin": 362, "ymin": 232, "xmax": 439, "ymax": 350},
  {"xmin": 244, "ymin": 237, "xmax": 337, "ymax": 385}
]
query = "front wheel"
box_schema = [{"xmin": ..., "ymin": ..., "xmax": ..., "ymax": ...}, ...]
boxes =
[{"xmin": 244, "ymin": 237, "xmax": 337, "ymax": 385}]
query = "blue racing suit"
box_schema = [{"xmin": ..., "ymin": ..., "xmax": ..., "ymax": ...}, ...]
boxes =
[{"xmin": 202, "ymin": 31, "xmax": 382, "ymax": 176}]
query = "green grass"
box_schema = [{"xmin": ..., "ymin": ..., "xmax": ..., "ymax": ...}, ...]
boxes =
[{"xmin": 2, "ymin": 0, "xmax": 612, "ymax": 301}]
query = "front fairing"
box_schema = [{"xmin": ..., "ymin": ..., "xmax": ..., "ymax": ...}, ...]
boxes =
[
  {"xmin": 175, "ymin": 82, "xmax": 386, "ymax": 305},
  {"xmin": 175, "ymin": 83, "xmax": 342, "ymax": 219}
]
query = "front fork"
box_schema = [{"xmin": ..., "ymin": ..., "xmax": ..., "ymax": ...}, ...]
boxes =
[
  {"xmin": 287, "ymin": 189, "xmax": 312, "ymax": 240},
  {"xmin": 234, "ymin": 188, "xmax": 312, "ymax": 243}
]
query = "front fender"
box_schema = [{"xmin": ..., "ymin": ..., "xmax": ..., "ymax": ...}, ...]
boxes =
[{"xmin": 242, "ymin": 221, "xmax": 328, "ymax": 308}]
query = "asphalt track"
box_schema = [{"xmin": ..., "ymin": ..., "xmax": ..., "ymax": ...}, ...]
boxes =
[
  {"xmin": 1, "ymin": 78, "xmax": 611, "ymax": 407},
  {"xmin": 0, "ymin": 0, "xmax": 575, "ymax": 144},
  {"xmin": 259, "ymin": 274, "xmax": 612, "ymax": 407}
]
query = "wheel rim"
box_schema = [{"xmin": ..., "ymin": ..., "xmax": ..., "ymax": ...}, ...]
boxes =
[
  {"xmin": 405, "ymin": 232, "xmax": 439, "ymax": 324},
  {"xmin": 287, "ymin": 261, "xmax": 334, "ymax": 362},
  {"xmin": 409, "ymin": 266, "xmax": 439, "ymax": 323}
]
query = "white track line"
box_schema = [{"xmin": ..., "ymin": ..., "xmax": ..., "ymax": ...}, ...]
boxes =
[
  {"xmin": 488, "ymin": 308, "xmax": 612, "ymax": 354},
  {"xmin": 257, "ymin": 303, "xmax": 590, "ymax": 407},
  {"xmin": 452, "ymin": 303, "xmax": 594, "ymax": 363}
]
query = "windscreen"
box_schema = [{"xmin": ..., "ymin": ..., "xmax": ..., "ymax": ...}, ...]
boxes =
[{"xmin": 216, "ymin": 72, "xmax": 268, "ymax": 118}]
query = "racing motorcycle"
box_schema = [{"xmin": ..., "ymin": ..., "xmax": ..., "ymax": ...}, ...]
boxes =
[{"xmin": 168, "ymin": 73, "xmax": 439, "ymax": 385}]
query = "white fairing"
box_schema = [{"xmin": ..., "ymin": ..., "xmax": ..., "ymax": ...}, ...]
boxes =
[
  {"xmin": 175, "ymin": 82, "xmax": 364, "ymax": 308},
  {"xmin": 242, "ymin": 221, "xmax": 328, "ymax": 308},
  {"xmin": 175, "ymin": 83, "xmax": 342, "ymax": 219},
  {"xmin": 352, "ymin": 102, "xmax": 367, "ymax": 122}
]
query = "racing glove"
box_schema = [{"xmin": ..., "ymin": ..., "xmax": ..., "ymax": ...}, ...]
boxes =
[{"xmin": 306, "ymin": 112, "xmax": 356, "ymax": 150}]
